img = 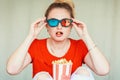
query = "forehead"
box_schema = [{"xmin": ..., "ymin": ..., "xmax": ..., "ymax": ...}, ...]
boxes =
[{"xmin": 47, "ymin": 8, "xmax": 71, "ymax": 19}]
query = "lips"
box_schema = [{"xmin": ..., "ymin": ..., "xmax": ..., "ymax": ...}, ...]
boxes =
[{"xmin": 56, "ymin": 31, "xmax": 63, "ymax": 37}]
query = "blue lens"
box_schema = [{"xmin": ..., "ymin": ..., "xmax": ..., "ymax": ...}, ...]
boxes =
[{"xmin": 47, "ymin": 18, "xmax": 59, "ymax": 27}]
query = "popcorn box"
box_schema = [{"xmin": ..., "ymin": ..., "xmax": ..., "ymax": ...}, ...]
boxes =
[{"xmin": 52, "ymin": 59, "xmax": 72, "ymax": 80}]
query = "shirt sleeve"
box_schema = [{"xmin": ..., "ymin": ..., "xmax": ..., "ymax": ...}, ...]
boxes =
[
  {"xmin": 78, "ymin": 39, "xmax": 88, "ymax": 63},
  {"xmin": 28, "ymin": 39, "xmax": 38, "ymax": 62}
]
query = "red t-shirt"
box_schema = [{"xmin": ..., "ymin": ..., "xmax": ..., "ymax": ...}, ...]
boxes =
[{"xmin": 28, "ymin": 38, "xmax": 88, "ymax": 77}]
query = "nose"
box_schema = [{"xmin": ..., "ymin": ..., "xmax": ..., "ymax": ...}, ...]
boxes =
[{"xmin": 57, "ymin": 23, "xmax": 62, "ymax": 29}]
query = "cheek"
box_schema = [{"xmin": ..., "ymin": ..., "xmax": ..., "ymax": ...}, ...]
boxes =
[
  {"xmin": 67, "ymin": 26, "xmax": 72, "ymax": 32},
  {"xmin": 64, "ymin": 27, "xmax": 72, "ymax": 35},
  {"xmin": 47, "ymin": 27, "xmax": 55, "ymax": 35}
]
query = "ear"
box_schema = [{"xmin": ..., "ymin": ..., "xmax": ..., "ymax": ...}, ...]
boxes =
[
  {"xmin": 45, "ymin": 24, "xmax": 49, "ymax": 32},
  {"xmin": 45, "ymin": 24, "xmax": 48, "ymax": 28},
  {"xmin": 70, "ymin": 24, "xmax": 73, "ymax": 28}
]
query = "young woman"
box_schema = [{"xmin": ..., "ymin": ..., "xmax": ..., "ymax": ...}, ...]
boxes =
[{"xmin": 6, "ymin": 0, "xmax": 110, "ymax": 80}]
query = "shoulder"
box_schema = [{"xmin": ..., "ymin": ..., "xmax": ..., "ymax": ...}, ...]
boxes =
[
  {"xmin": 70, "ymin": 38, "xmax": 85, "ymax": 45},
  {"xmin": 29, "ymin": 38, "xmax": 47, "ymax": 48},
  {"xmin": 28, "ymin": 38, "xmax": 47, "ymax": 57},
  {"xmin": 70, "ymin": 38, "xmax": 87, "ymax": 50},
  {"xmin": 34, "ymin": 38, "xmax": 47, "ymax": 42},
  {"xmin": 32, "ymin": 38, "xmax": 47, "ymax": 44}
]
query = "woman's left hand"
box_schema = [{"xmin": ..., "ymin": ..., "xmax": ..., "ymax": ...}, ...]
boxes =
[{"xmin": 72, "ymin": 18, "xmax": 89, "ymax": 38}]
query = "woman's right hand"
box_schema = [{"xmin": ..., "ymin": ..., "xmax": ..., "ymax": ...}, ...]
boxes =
[
  {"xmin": 7, "ymin": 18, "xmax": 47, "ymax": 75},
  {"xmin": 29, "ymin": 17, "xmax": 47, "ymax": 39}
]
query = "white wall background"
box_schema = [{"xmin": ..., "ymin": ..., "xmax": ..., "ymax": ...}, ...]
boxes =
[{"xmin": 0, "ymin": 0, "xmax": 120, "ymax": 80}]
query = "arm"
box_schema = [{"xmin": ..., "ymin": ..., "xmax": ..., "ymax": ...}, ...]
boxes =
[
  {"xmin": 6, "ymin": 35, "xmax": 34, "ymax": 75},
  {"xmin": 83, "ymin": 34, "xmax": 110, "ymax": 76},
  {"xmin": 6, "ymin": 18, "xmax": 46, "ymax": 75},
  {"xmin": 72, "ymin": 19, "xmax": 110, "ymax": 76}
]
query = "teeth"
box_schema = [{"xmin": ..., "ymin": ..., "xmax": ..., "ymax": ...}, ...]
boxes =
[
  {"xmin": 58, "ymin": 32, "xmax": 61, "ymax": 34},
  {"xmin": 56, "ymin": 32, "xmax": 63, "ymax": 35}
]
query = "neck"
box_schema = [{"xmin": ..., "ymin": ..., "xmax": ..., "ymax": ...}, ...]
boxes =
[
  {"xmin": 47, "ymin": 38, "xmax": 70, "ymax": 57},
  {"xmin": 49, "ymin": 38, "xmax": 69, "ymax": 49}
]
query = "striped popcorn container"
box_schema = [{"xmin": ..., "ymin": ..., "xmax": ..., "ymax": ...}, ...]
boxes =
[{"xmin": 52, "ymin": 59, "xmax": 72, "ymax": 80}]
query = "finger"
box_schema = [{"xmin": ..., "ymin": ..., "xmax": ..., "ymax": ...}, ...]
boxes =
[
  {"xmin": 72, "ymin": 22, "xmax": 83, "ymax": 31},
  {"xmin": 72, "ymin": 22, "xmax": 79, "ymax": 29},
  {"xmin": 72, "ymin": 18, "xmax": 86, "ymax": 28},
  {"xmin": 38, "ymin": 20, "xmax": 47, "ymax": 28},
  {"xmin": 72, "ymin": 18, "xmax": 84, "ymax": 24},
  {"xmin": 37, "ymin": 22, "xmax": 47, "ymax": 32},
  {"xmin": 39, "ymin": 17, "xmax": 46, "ymax": 23},
  {"xmin": 33, "ymin": 17, "xmax": 46, "ymax": 25}
]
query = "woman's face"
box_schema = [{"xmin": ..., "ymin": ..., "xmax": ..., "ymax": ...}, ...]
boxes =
[{"xmin": 46, "ymin": 8, "xmax": 72, "ymax": 41}]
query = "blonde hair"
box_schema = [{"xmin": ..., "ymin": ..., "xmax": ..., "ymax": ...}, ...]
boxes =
[
  {"xmin": 45, "ymin": 0, "xmax": 75, "ymax": 18},
  {"xmin": 54, "ymin": 0, "xmax": 74, "ymax": 9}
]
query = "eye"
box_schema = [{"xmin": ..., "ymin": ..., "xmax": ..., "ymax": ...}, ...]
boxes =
[
  {"xmin": 47, "ymin": 18, "xmax": 59, "ymax": 27},
  {"xmin": 61, "ymin": 19, "xmax": 72, "ymax": 27}
]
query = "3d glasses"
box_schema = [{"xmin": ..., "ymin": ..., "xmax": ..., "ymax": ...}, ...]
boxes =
[{"xmin": 46, "ymin": 18, "xmax": 73, "ymax": 27}]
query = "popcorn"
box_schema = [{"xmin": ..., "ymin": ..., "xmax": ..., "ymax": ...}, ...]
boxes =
[
  {"xmin": 52, "ymin": 58, "xmax": 73, "ymax": 80},
  {"xmin": 52, "ymin": 58, "xmax": 72, "ymax": 64}
]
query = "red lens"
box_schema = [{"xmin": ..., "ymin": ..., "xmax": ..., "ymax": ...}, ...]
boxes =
[{"xmin": 61, "ymin": 19, "xmax": 71, "ymax": 27}]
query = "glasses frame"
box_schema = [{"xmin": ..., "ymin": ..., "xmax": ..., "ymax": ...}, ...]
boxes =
[{"xmin": 46, "ymin": 18, "xmax": 73, "ymax": 27}]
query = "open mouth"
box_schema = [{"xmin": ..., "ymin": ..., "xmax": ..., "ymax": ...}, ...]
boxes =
[{"xmin": 56, "ymin": 31, "xmax": 63, "ymax": 37}]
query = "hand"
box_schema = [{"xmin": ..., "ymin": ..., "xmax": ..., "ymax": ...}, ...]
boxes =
[
  {"xmin": 72, "ymin": 18, "xmax": 89, "ymax": 38},
  {"xmin": 29, "ymin": 17, "xmax": 47, "ymax": 38}
]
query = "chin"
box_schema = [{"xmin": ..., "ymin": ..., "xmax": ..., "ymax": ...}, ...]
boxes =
[{"xmin": 53, "ymin": 37, "xmax": 67, "ymax": 42}]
